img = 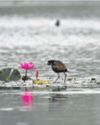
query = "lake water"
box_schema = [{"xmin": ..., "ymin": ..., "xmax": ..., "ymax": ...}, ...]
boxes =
[
  {"xmin": 0, "ymin": 89, "xmax": 100, "ymax": 125},
  {"xmin": 0, "ymin": 1, "xmax": 100, "ymax": 125}
]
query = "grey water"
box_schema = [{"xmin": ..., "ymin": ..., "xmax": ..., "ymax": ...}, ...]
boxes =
[
  {"xmin": 0, "ymin": 90, "xmax": 100, "ymax": 125},
  {"xmin": 0, "ymin": 0, "xmax": 100, "ymax": 125}
]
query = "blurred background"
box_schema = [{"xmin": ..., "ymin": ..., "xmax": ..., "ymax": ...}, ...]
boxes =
[{"xmin": 0, "ymin": 0, "xmax": 100, "ymax": 79}]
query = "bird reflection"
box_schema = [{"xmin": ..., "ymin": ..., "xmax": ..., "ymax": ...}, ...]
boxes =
[{"xmin": 48, "ymin": 95, "xmax": 67, "ymax": 113}]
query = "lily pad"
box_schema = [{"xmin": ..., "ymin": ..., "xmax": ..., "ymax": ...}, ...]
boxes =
[{"xmin": 0, "ymin": 68, "xmax": 21, "ymax": 82}]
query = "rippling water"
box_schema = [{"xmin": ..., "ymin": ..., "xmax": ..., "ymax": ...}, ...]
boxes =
[{"xmin": 0, "ymin": 15, "xmax": 100, "ymax": 79}]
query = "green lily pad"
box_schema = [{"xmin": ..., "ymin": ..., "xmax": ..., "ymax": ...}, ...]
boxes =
[{"xmin": 0, "ymin": 68, "xmax": 21, "ymax": 82}]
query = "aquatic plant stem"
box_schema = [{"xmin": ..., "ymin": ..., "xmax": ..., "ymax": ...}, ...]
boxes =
[
  {"xmin": 23, "ymin": 69, "xmax": 27, "ymax": 82},
  {"xmin": 25, "ymin": 69, "xmax": 27, "ymax": 77}
]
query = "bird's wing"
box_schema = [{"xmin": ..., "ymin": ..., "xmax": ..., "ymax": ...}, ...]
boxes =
[{"xmin": 53, "ymin": 62, "xmax": 67, "ymax": 70}]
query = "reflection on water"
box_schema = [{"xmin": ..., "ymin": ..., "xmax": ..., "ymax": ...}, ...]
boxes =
[
  {"xmin": 0, "ymin": 91, "xmax": 100, "ymax": 125},
  {"xmin": 22, "ymin": 88, "xmax": 34, "ymax": 108}
]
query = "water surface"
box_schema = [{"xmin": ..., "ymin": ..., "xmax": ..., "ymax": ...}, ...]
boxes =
[{"xmin": 0, "ymin": 90, "xmax": 100, "ymax": 125}]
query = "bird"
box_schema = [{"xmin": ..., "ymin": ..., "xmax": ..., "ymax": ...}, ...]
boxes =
[
  {"xmin": 55, "ymin": 19, "xmax": 60, "ymax": 27},
  {"xmin": 47, "ymin": 60, "xmax": 68, "ymax": 84}
]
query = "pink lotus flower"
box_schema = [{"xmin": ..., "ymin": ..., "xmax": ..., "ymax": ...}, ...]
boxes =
[
  {"xmin": 20, "ymin": 62, "xmax": 36, "ymax": 82},
  {"xmin": 20, "ymin": 62, "xmax": 36, "ymax": 70}
]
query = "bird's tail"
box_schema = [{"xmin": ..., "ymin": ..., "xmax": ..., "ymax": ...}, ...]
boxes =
[{"xmin": 65, "ymin": 69, "xmax": 69, "ymax": 72}]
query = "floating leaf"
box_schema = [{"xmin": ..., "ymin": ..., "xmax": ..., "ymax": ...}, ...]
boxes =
[{"xmin": 0, "ymin": 68, "xmax": 21, "ymax": 82}]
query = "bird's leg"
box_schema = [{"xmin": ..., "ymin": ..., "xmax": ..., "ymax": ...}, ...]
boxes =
[
  {"xmin": 53, "ymin": 73, "xmax": 60, "ymax": 83},
  {"xmin": 64, "ymin": 72, "xmax": 67, "ymax": 84}
]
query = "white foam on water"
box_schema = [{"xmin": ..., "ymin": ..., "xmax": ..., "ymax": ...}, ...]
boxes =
[
  {"xmin": 62, "ymin": 18, "xmax": 100, "ymax": 30},
  {"xmin": 0, "ymin": 106, "xmax": 32, "ymax": 112},
  {"xmin": 0, "ymin": 107, "xmax": 14, "ymax": 111},
  {"xmin": 0, "ymin": 16, "xmax": 50, "ymax": 28},
  {"xmin": 0, "ymin": 16, "xmax": 100, "ymax": 48},
  {"xmin": 1, "ymin": 89, "xmax": 100, "ymax": 95},
  {"xmin": 0, "ymin": 16, "xmax": 100, "ymax": 30},
  {"xmin": 30, "ymin": 90, "xmax": 100, "ymax": 95}
]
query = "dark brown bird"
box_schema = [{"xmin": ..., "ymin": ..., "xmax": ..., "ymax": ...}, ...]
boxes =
[
  {"xmin": 55, "ymin": 19, "xmax": 60, "ymax": 27},
  {"xmin": 47, "ymin": 60, "xmax": 68, "ymax": 84}
]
